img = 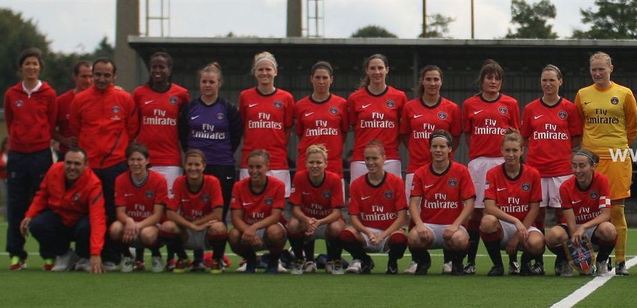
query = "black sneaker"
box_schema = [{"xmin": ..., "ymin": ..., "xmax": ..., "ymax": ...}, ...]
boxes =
[
  {"xmin": 451, "ymin": 261, "xmax": 465, "ymax": 276},
  {"xmin": 386, "ymin": 259, "xmax": 398, "ymax": 275},
  {"xmin": 531, "ymin": 263, "xmax": 545, "ymax": 276},
  {"xmin": 519, "ymin": 262, "xmax": 533, "ymax": 276},
  {"xmin": 616, "ymin": 261, "xmax": 630, "ymax": 276},
  {"xmin": 463, "ymin": 263, "xmax": 476, "ymax": 275},
  {"xmin": 415, "ymin": 251, "xmax": 431, "ymax": 276},
  {"xmin": 487, "ymin": 265, "xmax": 504, "ymax": 276},
  {"xmin": 360, "ymin": 256, "xmax": 375, "ymax": 274}
]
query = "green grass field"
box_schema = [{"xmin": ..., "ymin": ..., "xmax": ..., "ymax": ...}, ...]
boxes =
[{"xmin": 0, "ymin": 223, "xmax": 635, "ymax": 307}]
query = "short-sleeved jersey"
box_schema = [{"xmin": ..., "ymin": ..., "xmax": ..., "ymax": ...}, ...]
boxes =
[
  {"xmin": 348, "ymin": 86, "xmax": 406, "ymax": 161},
  {"xmin": 230, "ymin": 176, "xmax": 286, "ymax": 225},
  {"xmin": 168, "ymin": 175, "xmax": 224, "ymax": 222},
  {"xmin": 289, "ymin": 170, "xmax": 344, "ymax": 219},
  {"xmin": 462, "ymin": 94, "xmax": 520, "ymax": 159},
  {"xmin": 115, "ymin": 170, "xmax": 168, "ymax": 222},
  {"xmin": 410, "ymin": 162, "xmax": 475, "ymax": 224},
  {"xmin": 133, "ymin": 84, "xmax": 190, "ymax": 166},
  {"xmin": 239, "ymin": 88, "xmax": 294, "ymax": 169},
  {"xmin": 484, "ymin": 164, "xmax": 542, "ymax": 222},
  {"xmin": 575, "ymin": 82, "xmax": 637, "ymax": 158},
  {"xmin": 295, "ymin": 94, "xmax": 348, "ymax": 176},
  {"xmin": 559, "ymin": 172, "xmax": 611, "ymax": 225},
  {"xmin": 400, "ymin": 97, "xmax": 462, "ymax": 172},
  {"xmin": 349, "ymin": 172, "xmax": 407, "ymax": 230},
  {"xmin": 521, "ymin": 98, "xmax": 582, "ymax": 177}
]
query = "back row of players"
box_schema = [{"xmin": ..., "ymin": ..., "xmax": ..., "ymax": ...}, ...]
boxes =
[{"xmin": 4, "ymin": 48, "xmax": 634, "ymax": 275}]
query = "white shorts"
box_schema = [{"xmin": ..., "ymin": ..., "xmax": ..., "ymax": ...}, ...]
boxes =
[
  {"xmin": 560, "ymin": 223, "xmax": 596, "ymax": 242},
  {"xmin": 240, "ymin": 169, "xmax": 291, "ymax": 197},
  {"xmin": 540, "ymin": 175, "xmax": 571, "ymax": 208},
  {"xmin": 360, "ymin": 227, "xmax": 390, "ymax": 253},
  {"xmin": 350, "ymin": 159, "xmax": 402, "ymax": 183},
  {"xmin": 405, "ymin": 173, "xmax": 415, "ymax": 201},
  {"xmin": 253, "ymin": 222, "xmax": 287, "ymax": 250},
  {"xmin": 421, "ymin": 223, "xmax": 468, "ymax": 250},
  {"xmin": 150, "ymin": 166, "xmax": 183, "ymax": 198},
  {"xmin": 500, "ymin": 220, "xmax": 541, "ymax": 249},
  {"xmin": 468, "ymin": 157, "xmax": 504, "ymax": 208}
]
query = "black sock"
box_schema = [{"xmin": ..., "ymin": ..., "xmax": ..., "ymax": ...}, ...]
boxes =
[
  {"xmin": 211, "ymin": 240, "xmax": 227, "ymax": 262},
  {"xmin": 289, "ymin": 236, "xmax": 304, "ymax": 261},
  {"xmin": 443, "ymin": 249, "xmax": 452, "ymax": 263},
  {"xmin": 509, "ymin": 251, "xmax": 518, "ymax": 264},
  {"xmin": 303, "ymin": 239, "xmax": 316, "ymax": 262},
  {"xmin": 467, "ymin": 229, "xmax": 480, "ymax": 264},
  {"xmin": 597, "ymin": 244, "xmax": 613, "ymax": 263},
  {"xmin": 342, "ymin": 240, "xmax": 365, "ymax": 260},
  {"xmin": 326, "ymin": 238, "xmax": 343, "ymax": 261},
  {"xmin": 150, "ymin": 246, "xmax": 161, "ymax": 258},
  {"xmin": 167, "ymin": 237, "xmax": 187, "ymax": 260},
  {"xmin": 122, "ymin": 245, "xmax": 133, "ymax": 258},
  {"xmin": 484, "ymin": 240, "xmax": 503, "ymax": 267},
  {"xmin": 452, "ymin": 250, "xmax": 466, "ymax": 268},
  {"xmin": 135, "ymin": 247, "xmax": 144, "ymax": 262},
  {"xmin": 388, "ymin": 243, "xmax": 407, "ymax": 263},
  {"xmin": 521, "ymin": 251, "xmax": 533, "ymax": 265},
  {"xmin": 268, "ymin": 250, "xmax": 281, "ymax": 269}
]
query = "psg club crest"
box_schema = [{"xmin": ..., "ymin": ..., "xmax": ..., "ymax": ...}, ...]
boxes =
[
  {"xmin": 384, "ymin": 190, "xmax": 394, "ymax": 199},
  {"xmin": 610, "ymin": 96, "xmax": 619, "ymax": 105},
  {"xmin": 14, "ymin": 100, "xmax": 24, "ymax": 108},
  {"xmin": 273, "ymin": 100, "xmax": 283, "ymax": 109},
  {"xmin": 329, "ymin": 106, "xmax": 338, "ymax": 115},
  {"xmin": 322, "ymin": 191, "xmax": 332, "ymax": 199},
  {"xmin": 216, "ymin": 113, "xmax": 225, "ymax": 120},
  {"xmin": 265, "ymin": 197, "xmax": 273, "ymax": 206},
  {"xmin": 498, "ymin": 106, "xmax": 509, "ymax": 115},
  {"xmin": 112, "ymin": 105, "xmax": 121, "ymax": 113},
  {"xmin": 448, "ymin": 178, "xmax": 458, "ymax": 187},
  {"xmin": 169, "ymin": 96, "xmax": 178, "ymax": 105},
  {"xmin": 145, "ymin": 191, "xmax": 155, "ymax": 199},
  {"xmin": 558, "ymin": 110, "xmax": 568, "ymax": 120},
  {"xmin": 590, "ymin": 191, "xmax": 599, "ymax": 200},
  {"xmin": 521, "ymin": 183, "xmax": 531, "ymax": 191},
  {"xmin": 437, "ymin": 112, "xmax": 448, "ymax": 120},
  {"xmin": 73, "ymin": 193, "xmax": 81, "ymax": 202},
  {"xmin": 201, "ymin": 194, "xmax": 211, "ymax": 204},
  {"xmin": 386, "ymin": 99, "xmax": 395, "ymax": 108}
]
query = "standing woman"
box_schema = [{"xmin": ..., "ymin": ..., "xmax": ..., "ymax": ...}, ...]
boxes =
[
  {"xmin": 3, "ymin": 48, "xmax": 57, "ymax": 270},
  {"xmin": 462, "ymin": 59, "xmax": 520, "ymax": 274},
  {"xmin": 180, "ymin": 62, "xmax": 242, "ymax": 223},
  {"xmin": 238, "ymin": 52, "xmax": 295, "ymax": 197},
  {"xmin": 133, "ymin": 51, "xmax": 190, "ymax": 196},
  {"xmin": 520, "ymin": 64, "xmax": 582, "ymax": 274},
  {"xmin": 348, "ymin": 54, "xmax": 407, "ymax": 182},
  {"xmin": 479, "ymin": 130, "xmax": 544, "ymax": 276},
  {"xmin": 575, "ymin": 51, "xmax": 637, "ymax": 275},
  {"xmin": 295, "ymin": 61, "xmax": 348, "ymax": 177}
]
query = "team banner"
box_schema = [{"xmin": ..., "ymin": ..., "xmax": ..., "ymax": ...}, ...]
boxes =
[{"xmin": 563, "ymin": 237, "xmax": 595, "ymax": 275}]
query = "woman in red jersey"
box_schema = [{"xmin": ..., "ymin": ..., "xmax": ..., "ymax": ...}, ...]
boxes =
[
  {"xmin": 520, "ymin": 64, "xmax": 582, "ymax": 274},
  {"xmin": 340, "ymin": 141, "xmax": 408, "ymax": 275},
  {"xmin": 348, "ymin": 54, "xmax": 407, "ymax": 183},
  {"xmin": 407, "ymin": 130, "xmax": 475, "ymax": 276},
  {"xmin": 162, "ymin": 149, "xmax": 227, "ymax": 274},
  {"xmin": 229, "ymin": 149, "xmax": 287, "ymax": 274},
  {"xmin": 4, "ymin": 48, "xmax": 57, "ymax": 270},
  {"xmin": 295, "ymin": 61, "xmax": 348, "ymax": 178},
  {"xmin": 479, "ymin": 130, "xmax": 544, "ymax": 276},
  {"xmin": 110, "ymin": 144, "xmax": 166, "ymax": 272},
  {"xmin": 462, "ymin": 59, "xmax": 520, "ymax": 274},
  {"xmin": 288, "ymin": 144, "xmax": 345, "ymax": 275},
  {"xmin": 546, "ymin": 149, "xmax": 616, "ymax": 276},
  {"xmin": 238, "ymin": 51, "xmax": 295, "ymax": 197}
]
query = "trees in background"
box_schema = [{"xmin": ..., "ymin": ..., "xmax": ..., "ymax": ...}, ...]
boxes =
[
  {"xmin": 505, "ymin": 0, "xmax": 558, "ymax": 39},
  {"xmin": 572, "ymin": 0, "xmax": 637, "ymax": 39}
]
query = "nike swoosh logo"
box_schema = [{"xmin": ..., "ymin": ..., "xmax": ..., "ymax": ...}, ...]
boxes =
[
  {"xmin": 424, "ymin": 184, "xmax": 434, "ymax": 189},
  {"xmin": 248, "ymin": 104, "xmax": 258, "ymax": 108},
  {"xmin": 143, "ymin": 100, "xmax": 154, "ymax": 105},
  {"xmin": 304, "ymin": 112, "xmax": 314, "ymax": 117},
  {"xmin": 533, "ymin": 115, "xmax": 543, "ymax": 120},
  {"xmin": 124, "ymin": 193, "xmax": 134, "ymax": 197},
  {"xmin": 225, "ymin": 176, "xmax": 233, "ymax": 180},
  {"xmin": 191, "ymin": 115, "xmax": 200, "ymax": 120},
  {"xmin": 584, "ymin": 101, "xmax": 591, "ymax": 105},
  {"xmin": 497, "ymin": 188, "xmax": 507, "ymax": 192},
  {"xmin": 242, "ymin": 202, "xmax": 253, "ymax": 206},
  {"xmin": 362, "ymin": 104, "xmax": 372, "ymax": 109},
  {"xmin": 302, "ymin": 192, "xmax": 311, "ymax": 195},
  {"xmin": 572, "ymin": 200, "xmax": 582, "ymax": 204},
  {"xmin": 473, "ymin": 110, "xmax": 484, "ymax": 115},
  {"xmin": 361, "ymin": 196, "xmax": 371, "ymax": 200},
  {"xmin": 413, "ymin": 114, "xmax": 423, "ymax": 119}
]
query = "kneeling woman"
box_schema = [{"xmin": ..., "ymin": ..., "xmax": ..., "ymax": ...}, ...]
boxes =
[
  {"xmin": 546, "ymin": 149, "xmax": 616, "ymax": 276},
  {"xmin": 288, "ymin": 144, "xmax": 345, "ymax": 274},
  {"xmin": 110, "ymin": 144, "xmax": 167, "ymax": 272},
  {"xmin": 341, "ymin": 141, "xmax": 408, "ymax": 274},
  {"xmin": 408, "ymin": 130, "xmax": 475, "ymax": 275},
  {"xmin": 229, "ymin": 149, "xmax": 287, "ymax": 273},
  {"xmin": 480, "ymin": 130, "xmax": 545, "ymax": 276},
  {"xmin": 163, "ymin": 149, "xmax": 227, "ymax": 273}
]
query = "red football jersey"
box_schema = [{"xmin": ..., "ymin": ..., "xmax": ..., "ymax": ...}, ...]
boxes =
[
  {"xmin": 410, "ymin": 162, "xmax": 475, "ymax": 224},
  {"xmin": 521, "ymin": 98, "xmax": 582, "ymax": 177},
  {"xmin": 55, "ymin": 89, "xmax": 76, "ymax": 153},
  {"xmin": 484, "ymin": 164, "xmax": 542, "ymax": 222},
  {"xmin": 133, "ymin": 84, "xmax": 189, "ymax": 166},
  {"xmin": 462, "ymin": 94, "xmax": 520, "ymax": 159},
  {"xmin": 115, "ymin": 170, "xmax": 168, "ymax": 222},
  {"xmin": 289, "ymin": 170, "xmax": 344, "ymax": 219},
  {"xmin": 560, "ymin": 172, "xmax": 610, "ymax": 225},
  {"xmin": 349, "ymin": 172, "xmax": 407, "ymax": 230},
  {"xmin": 348, "ymin": 86, "xmax": 406, "ymax": 161},
  {"xmin": 168, "ymin": 175, "xmax": 223, "ymax": 221},
  {"xmin": 239, "ymin": 88, "xmax": 295, "ymax": 169},
  {"xmin": 230, "ymin": 176, "xmax": 286, "ymax": 225},
  {"xmin": 400, "ymin": 97, "xmax": 462, "ymax": 172},
  {"xmin": 295, "ymin": 94, "xmax": 348, "ymax": 176}
]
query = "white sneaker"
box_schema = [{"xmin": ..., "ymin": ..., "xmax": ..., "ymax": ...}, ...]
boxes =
[
  {"xmin": 442, "ymin": 261, "xmax": 453, "ymax": 274},
  {"xmin": 151, "ymin": 256, "xmax": 163, "ymax": 273},
  {"xmin": 74, "ymin": 258, "xmax": 91, "ymax": 272},
  {"xmin": 330, "ymin": 260, "xmax": 345, "ymax": 275},
  {"xmin": 595, "ymin": 260, "xmax": 609, "ymax": 276},
  {"xmin": 560, "ymin": 263, "xmax": 574, "ymax": 277},
  {"xmin": 235, "ymin": 262, "xmax": 247, "ymax": 272},
  {"xmin": 303, "ymin": 261, "xmax": 317, "ymax": 273},
  {"xmin": 103, "ymin": 261, "xmax": 119, "ymax": 272},
  {"xmin": 51, "ymin": 250, "xmax": 79, "ymax": 272},
  {"xmin": 121, "ymin": 257, "xmax": 134, "ymax": 273},
  {"xmin": 277, "ymin": 260, "xmax": 288, "ymax": 273},
  {"xmin": 346, "ymin": 259, "xmax": 362, "ymax": 274},
  {"xmin": 403, "ymin": 261, "xmax": 418, "ymax": 274},
  {"xmin": 290, "ymin": 260, "xmax": 304, "ymax": 275}
]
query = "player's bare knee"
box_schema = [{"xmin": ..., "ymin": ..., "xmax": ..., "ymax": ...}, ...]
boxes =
[
  {"xmin": 109, "ymin": 221, "xmax": 124, "ymax": 240},
  {"xmin": 526, "ymin": 233, "xmax": 545, "ymax": 255},
  {"xmin": 597, "ymin": 222, "xmax": 617, "ymax": 242},
  {"xmin": 327, "ymin": 220, "xmax": 345, "ymax": 237},
  {"xmin": 140, "ymin": 227, "xmax": 158, "ymax": 246},
  {"xmin": 546, "ymin": 226, "xmax": 567, "ymax": 247},
  {"xmin": 479, "ymin": 215, "xmax": 499, "ymax": 233},
  {"xmin": 266, "ymin": 224, "xmax": 285, "ymax": 241}
]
